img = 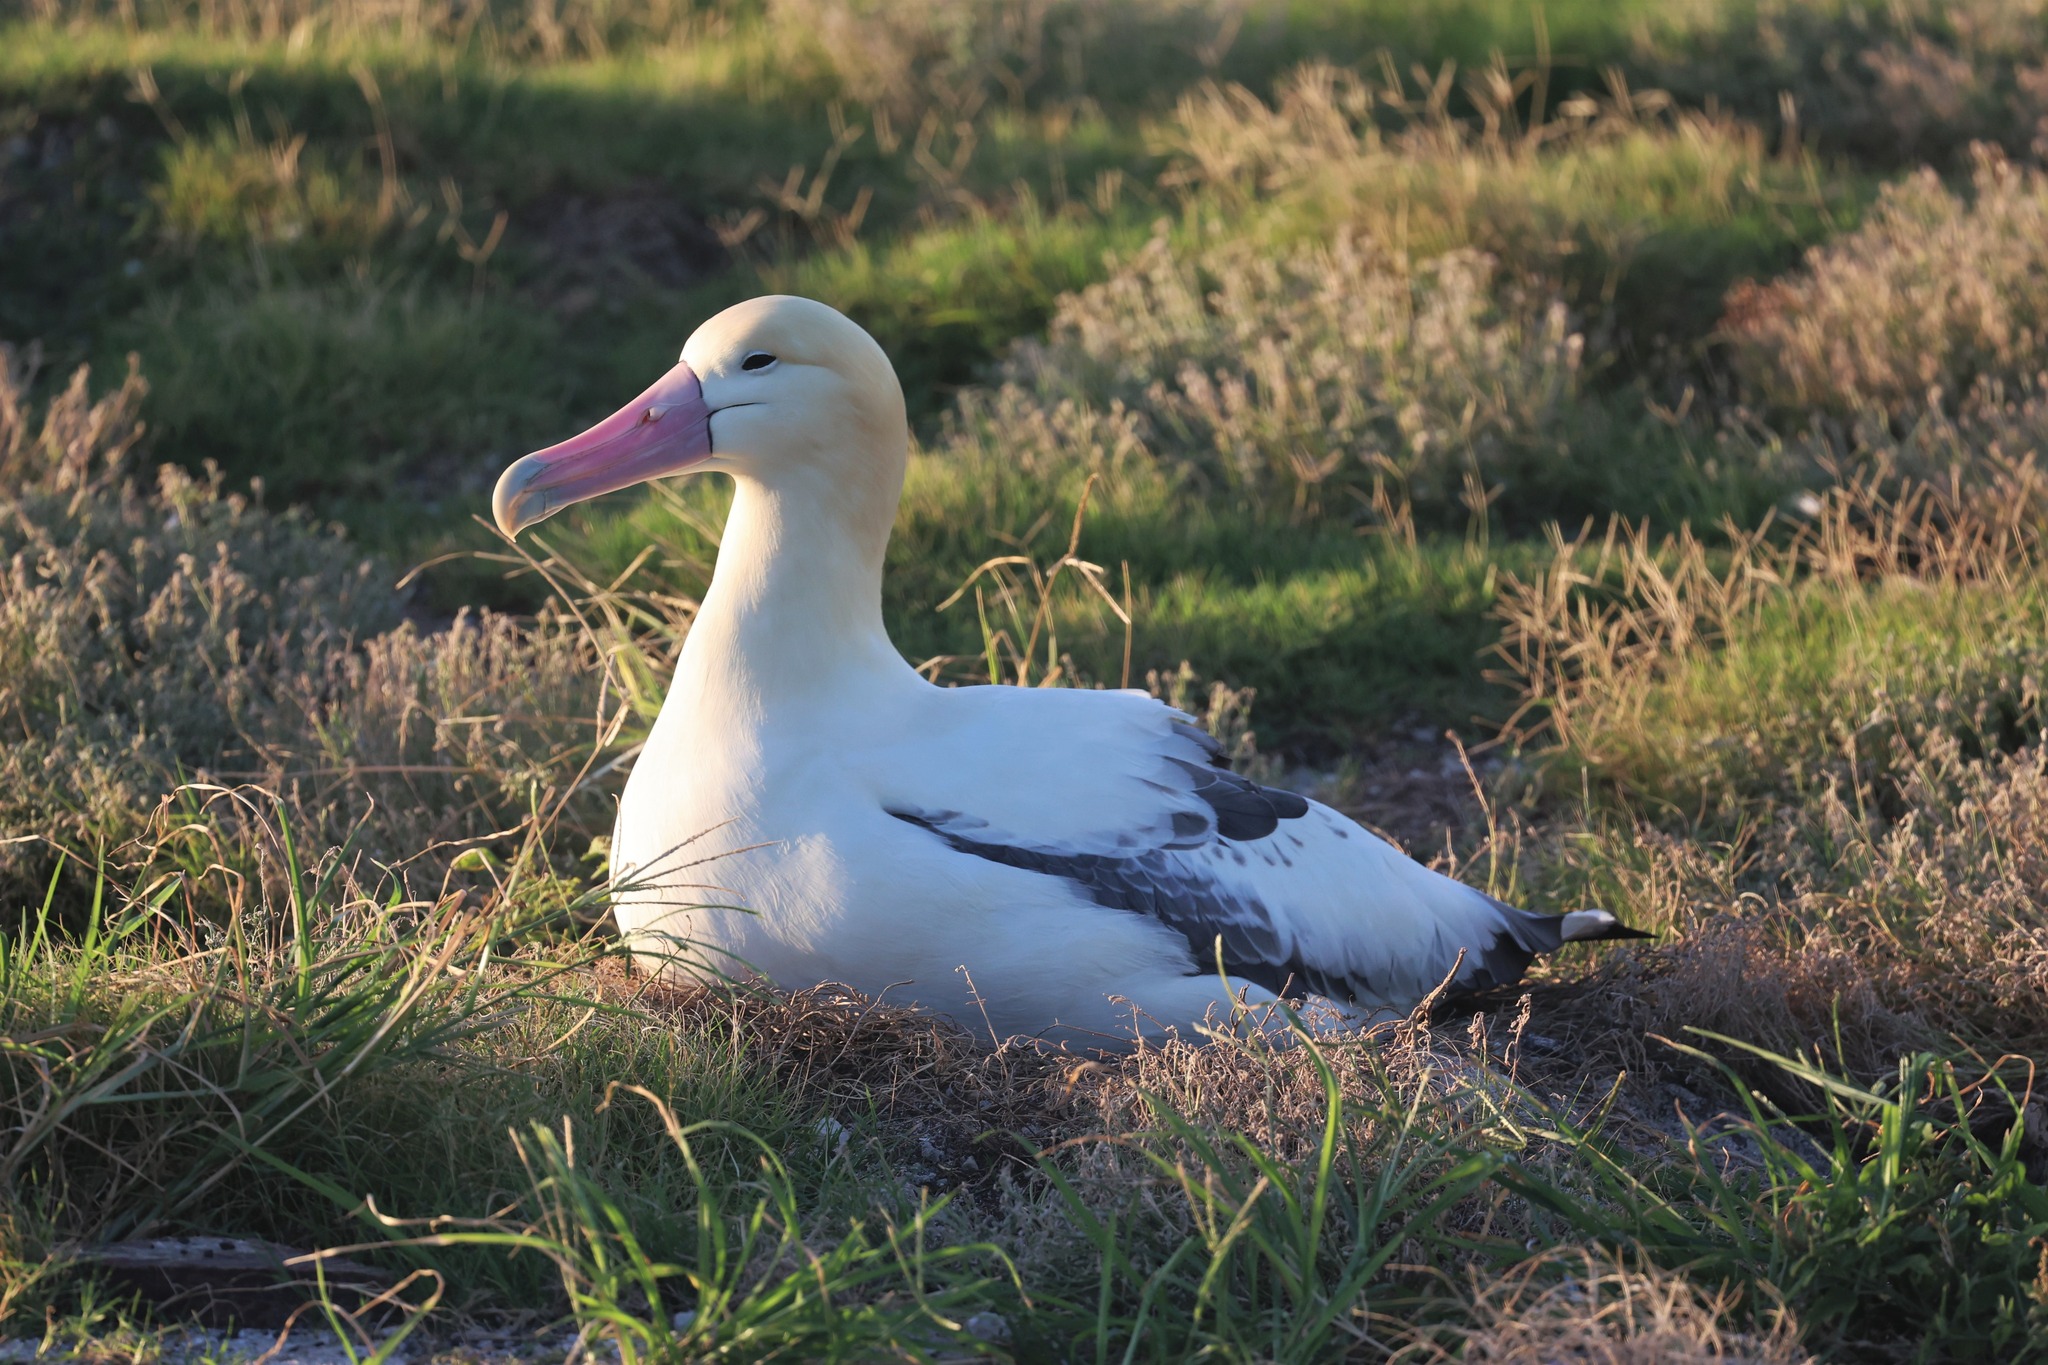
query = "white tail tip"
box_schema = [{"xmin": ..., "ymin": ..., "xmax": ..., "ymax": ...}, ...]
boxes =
[{"xmin": 1561, "ymin": 909, "xmax": 1620, "ymax": 942}]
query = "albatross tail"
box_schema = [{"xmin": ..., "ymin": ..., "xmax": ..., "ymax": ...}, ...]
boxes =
[
  {"xmin": 1451, "ymin": 899, "xmax": 1653, "ymax": 1000},
  {"xmin": 1504, "ymin": 904, "xmax": 1654, "ymax": 956}
]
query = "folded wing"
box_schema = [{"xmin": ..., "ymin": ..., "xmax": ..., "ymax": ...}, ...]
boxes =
[{"xmin": 872, "ymin": 685, "xmax": 1609, "ymax": 1013}]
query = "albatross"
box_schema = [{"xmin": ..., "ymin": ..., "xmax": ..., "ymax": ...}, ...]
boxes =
[{"xmin": 493, "ymin": 295, "xmax": 1646, "ymax": 1045}]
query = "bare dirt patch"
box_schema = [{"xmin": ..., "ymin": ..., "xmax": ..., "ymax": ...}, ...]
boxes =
[
  {"xmin": 1280, "ymin": 727, "xmax": 1498, "ymax": 857},
  {"xmin": 514, "ymin": 185, "xmax": 729, "ymax": 314}
]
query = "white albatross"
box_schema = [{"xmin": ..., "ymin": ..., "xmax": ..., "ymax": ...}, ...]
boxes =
[{"xmin": 492, "ymin": 295, "xmax": 1646, "ymax": 1045}]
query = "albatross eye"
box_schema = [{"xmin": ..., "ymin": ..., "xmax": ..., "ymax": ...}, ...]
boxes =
[{"xmin": 740, "ymin": 352, "xmax": 778, "ymax": 372}]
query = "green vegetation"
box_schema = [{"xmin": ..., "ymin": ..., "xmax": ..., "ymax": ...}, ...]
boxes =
[{"xmin": 6, "ymin": 0, "xmax": 2048, "ymax": 1358}]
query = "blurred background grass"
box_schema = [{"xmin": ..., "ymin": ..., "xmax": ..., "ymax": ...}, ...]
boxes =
[{"xmin": 3, "ymin": 0, "xmax": 1956, "ymax": 742}]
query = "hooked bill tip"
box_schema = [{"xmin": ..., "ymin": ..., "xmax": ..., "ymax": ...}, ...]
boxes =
[
  {"xmin": 492, "ymin": 455, "xmax": 546, "ymax": 539},
  {"xmin": 487, "ymin": 356, "xmax": 712, "ymax": 535}
]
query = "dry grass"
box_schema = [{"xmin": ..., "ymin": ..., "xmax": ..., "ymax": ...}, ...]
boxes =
[
  {"xmin": 1533, "ymin": 733, "xmax": 2048, "ymax": 1085},
  {"xmin": 1157, "ymin": 58, "xmax": 1686, "ymax": 197},
  {"xmin": 0, "ymin": 350, "xmax": 661, "ymax": 906},
  {"xmin": 1486, "ymin": 451, "xmax": 2048, "ymax": 1084},
  {"xmin": 1725, "ymin": 148, "xmax": 2048, "ymax": 421},
  {"xmin": 1491, "ymin": 452, "xmax": 2047, "ymax": 801},
  {"xmin": 617, "ymin": 972, "xmax": 1083, "ymax": 1196},
  {"xmin": 1641, "ymin": 0, "xmax": 2048, "ymax": 168},
  {"xmin": 1007, "ymin": 228, "xmax": 1584, "ymax": 521},
  {"xmin": 1441, "ymin": 1248, "xmax": 1810, "ymax": 1365}
]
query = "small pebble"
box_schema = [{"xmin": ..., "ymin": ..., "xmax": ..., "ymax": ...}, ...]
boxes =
[{"xmin": 963, "ymin": 1310, "xmax": 1011, "ymax": 1344}]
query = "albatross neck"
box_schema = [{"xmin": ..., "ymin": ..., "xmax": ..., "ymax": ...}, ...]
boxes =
[{"xmin": 676, "ymin": 459, "xmax": 912, "ymax": 710}]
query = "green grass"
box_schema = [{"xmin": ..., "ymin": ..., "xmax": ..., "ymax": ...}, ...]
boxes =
[
  {"xmin": 0, "ymin": 836, "xmax": 921, "ymax": 1318},
  {"xmin": 1526, "ymin": 1036, "xmax": 2048, "ymax": 1359},
  {"xmin": 126, "ymin": 277, "xmax": 569, "ymax": 496},
  {"xmin": 762, "ymin": 204, "xmax": 1165, "ymax": 419}
]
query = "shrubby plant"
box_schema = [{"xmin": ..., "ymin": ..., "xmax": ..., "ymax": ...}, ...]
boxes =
[
  {"xmin": 0, "ymin": 347, "xmax": 384, "ymax": 888},
  {"xmin": 0, "ymin": 348, "xmax": 627, "ymax": 903},
  {"xmin": 1725, "ymin": 148, "xmax": 2048, "ymax": 422},
  {"xmin": 1005, "ymin": 230, "xmax": 1584, "ymax": 520},
  {"xmin": 1641, "ymin": 0, "xmax": 2048, "ymax": 168}
]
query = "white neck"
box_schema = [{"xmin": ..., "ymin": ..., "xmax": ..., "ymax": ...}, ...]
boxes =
[{"xmin": 670, "ymin": 459, "xmax": 913, "ymax": 720}]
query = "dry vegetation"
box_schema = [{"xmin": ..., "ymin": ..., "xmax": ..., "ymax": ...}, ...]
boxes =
[
  {"xmin": 1010, "ymin": 232, "xmax": 1585, "ymax": 520},
  {"xmin": 0, "ymin": 345, "xmax": 640, "ymax": 912},
  {"xmin": 1638, "ymin": 0, "xmax": 2048, "ymax": 169},
  {"xmin": 1443, "ymin": 1248, "xmax": 1810, "ymax": 1364},
  {"xmin": 6, "ymin": 0, "xmax": 2048, "ymax": 1359},
  {"xmin": 1725, "ymin": 148, "xmax": 2048, "ymax": 420}
]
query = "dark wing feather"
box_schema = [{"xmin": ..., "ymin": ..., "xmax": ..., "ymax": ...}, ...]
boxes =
[
  {"xmin": 888, "ymin": 799, "xmax": 1373, "ymax": 1003},
  {"xmin": 1163, "ymin": 758, "xmax": 1309, "ymax": 841}
]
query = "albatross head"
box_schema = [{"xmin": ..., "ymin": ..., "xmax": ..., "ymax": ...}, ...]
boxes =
[{"xmin": 492, "ymin": 295, "xmax": 906, "ymax": 538}]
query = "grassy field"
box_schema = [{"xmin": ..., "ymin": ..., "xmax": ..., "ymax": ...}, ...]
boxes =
[{"xmin": 6, "ymin": 0, "xmax": 2048, "ymax": 1358}]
